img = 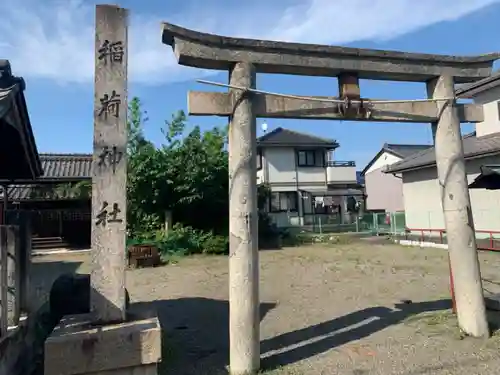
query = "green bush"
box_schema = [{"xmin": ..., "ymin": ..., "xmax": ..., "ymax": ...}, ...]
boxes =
[
  {"xmin": 280, "ymin": 231, "xmax": 312, "ymax": 246},
  {"xmin": 128, "ymin": 223, "xmax": 229, "ymax": 259},
  {"xmin": 258, "ymin": 212, "xmax": 277, "ymax": 238},
  {"xmin": 202, "ymin": 234, "xmax": 229, "ymax": 255}
]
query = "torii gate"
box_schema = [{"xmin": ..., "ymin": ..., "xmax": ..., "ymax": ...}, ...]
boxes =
[{"xmin": 161, "ymin": 23, "xmax": 498, "ymax": 374}]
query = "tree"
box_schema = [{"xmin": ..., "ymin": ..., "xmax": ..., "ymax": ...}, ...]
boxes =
[
  {"xmin": 126, "ymin": 97, "xmax": 159, "ymax": 234},
  {"xmin": 127, "ymin": 97, "xmax": 151, "ymax": 155},
  {"xmin": 162, "ymin": 114, "xmax": 228, "ymax": 232},
  {"xmin": 126, "ymin": 102, "xmax": 229, "ymax": 236},
  {"xmin": 27, "ymin": 97, "xmax": 230, "ymax": 240}
]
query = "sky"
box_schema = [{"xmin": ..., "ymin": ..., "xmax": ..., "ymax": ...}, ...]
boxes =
[{"xmin": 1, "ymin": 0, "xmax": 500, "ymax": 170}]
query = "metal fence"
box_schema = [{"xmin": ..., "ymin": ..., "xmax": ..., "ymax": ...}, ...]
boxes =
[
  {"xmin": 277, "ymin": 211, "xmax": 407, "ymax": 235},
  {"xmin": 271, "ymin": 209, "xmax": 500, "ymax": 251}
]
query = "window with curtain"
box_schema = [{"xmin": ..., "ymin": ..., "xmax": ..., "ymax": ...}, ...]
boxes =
[
  {"xmin": 297, "ymin": 150, "xmax": 315, "ymax": 166},
  {"xmin": 269, "ymin": 192, "xmax": 298, "ymax": 212},
  {"xmin": 297, "ymin": 150, "xmax": 325, "ymax": 167}
]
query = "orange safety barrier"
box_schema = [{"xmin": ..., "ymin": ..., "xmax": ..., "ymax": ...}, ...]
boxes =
[
  {"xmin": 404, "ymin": 227, "xmax": 446, "ymax": 244},
  {"xmin": 475, "ymin": 230, "xmax": 500, "ymax": 251},
  {"xmin": 405, "ymin": 228, "xmax": 500, "ymax": 251},
  {"xmin": 403, "ymin": 227, "xmax": 500, "ymax": 314}
]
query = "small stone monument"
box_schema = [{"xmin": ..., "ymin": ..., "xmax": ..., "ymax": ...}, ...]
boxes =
[{"xmin": 44, "ymin": 5, "xmax": 162, "ymax": 375}]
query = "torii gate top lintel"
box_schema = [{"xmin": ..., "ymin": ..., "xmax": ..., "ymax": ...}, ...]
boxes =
[{"xmin": 162, "ymin": 22, "xmax": 499, "ymax": 83}]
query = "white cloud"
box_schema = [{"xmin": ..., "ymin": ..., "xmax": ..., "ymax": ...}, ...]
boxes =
[{"xmin": 0, "ymin": 0, "xmax": 498, "ymax": 86}]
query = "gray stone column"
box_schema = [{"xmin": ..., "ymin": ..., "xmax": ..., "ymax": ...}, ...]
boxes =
[
  {"xmin": 228, "ymin": 62, "xmax": 260, "ymax": 374},
  {"xmin": 91, "ymin": 5, "xmax": 128, "ymax": 323},
  {"xmin": 427, "ymin": 75, "xmax": 489, "ymax": 338}
]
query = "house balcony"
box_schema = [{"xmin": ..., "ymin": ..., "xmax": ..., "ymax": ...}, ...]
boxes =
[{"xmin": 326, "ymin": 161, "xmax": 357, "ymax": 185}]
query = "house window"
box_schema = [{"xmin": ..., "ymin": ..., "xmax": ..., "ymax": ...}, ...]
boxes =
[
  {"xmin": 257, "ymin": 150, "xmax": 262, "ymax": 170},
  {"xmin": 319, "ymin": 151, "xmax": 325, "ymax": 167},
  {"xmin": 270, "ymin": 192, "xmax": 298, "ymax": 212},
  {"xmin": 297, "ymin": 150, "xmax": 316, "ymax": 167}
]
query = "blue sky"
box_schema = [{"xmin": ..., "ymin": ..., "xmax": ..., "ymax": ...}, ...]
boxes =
[{"xmin": 1, "ymin": 0, "xmax": 500, "ymax": 169}]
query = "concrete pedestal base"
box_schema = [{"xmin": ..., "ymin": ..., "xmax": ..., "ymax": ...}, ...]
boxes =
[{"xmin": 44, "ymin": 314, "xmax": 161, "ymax": 375}]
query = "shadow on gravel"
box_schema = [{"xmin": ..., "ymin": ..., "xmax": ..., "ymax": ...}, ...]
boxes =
[
  {"xmin": 131, "ymin": 297, "xmax": 450, "ymax": 374},
  {"xmin": 130, "ymin": 298, "xmax": 277, "ymax": 375},
  {"xmin": 261, "ymin": 298, "xmax": 451, "ymax": 371}
]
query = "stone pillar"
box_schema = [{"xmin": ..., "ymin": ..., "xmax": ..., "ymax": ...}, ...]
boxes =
[
  {"xmin": 228, "ymin": 62, "xmax": 260, "ymax": 374},
  {"xmin": 427, "ymin": 75, "xmax": 489, "ymax": 338},
  {"xmin": 91, "ymin": 4, "xmax": 128, "ymax": 324},
  {"xmin": 44, "ymin": 6, "xmax": 162, "ymax": 375}
]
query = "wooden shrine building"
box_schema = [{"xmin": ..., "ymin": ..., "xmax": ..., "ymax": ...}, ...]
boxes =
[
  {"xmin": 0, "ymin": 60, "xmax": 91, "ymax": 249},
  {"xmin": 2, "ymin": 154, "xmax": 92, "ymax": 249}
]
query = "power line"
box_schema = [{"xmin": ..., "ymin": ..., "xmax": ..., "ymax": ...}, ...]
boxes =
[{"xmin": 196, "ymin": 79, "xmax": 456, "ymax": 104}]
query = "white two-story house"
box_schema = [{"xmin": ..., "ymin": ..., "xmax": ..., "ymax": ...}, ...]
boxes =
[{"xmin": 256, "ymin": 127, "xmax": 363, "ymax": 228}]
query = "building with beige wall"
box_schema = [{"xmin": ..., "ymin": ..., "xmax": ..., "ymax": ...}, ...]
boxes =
[
  {"xmin": 385, "ymin": 72, "xmax": 500, "ymax": 235},
  {"xmin": 361, "ymin": 143, "xmax": 431, "ymax": 212},
  {"xmin": 257, "ymin": 127, "xmax": 363, "ymax": 227}
]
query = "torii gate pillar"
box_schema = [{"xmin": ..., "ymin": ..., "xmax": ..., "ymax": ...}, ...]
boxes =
[
  {"xmin": 428, "ymin": 75, "xmax": 489, "ymax": 338},
  {"xmin": 228, "ymin": 62, "xmax": 260, "ymax": 374}
]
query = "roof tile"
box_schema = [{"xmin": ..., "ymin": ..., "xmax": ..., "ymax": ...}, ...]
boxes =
[
  {"xmin": 1, "ymin": 153, "xmax": 92, "ymax": 201},
  {"xmin": 385, "ymin": 144, "xmax": 432, "ymax": 158},
  {"xmin": 385, "ymin": 132, "xmax": 500, "ymax": 173},
  {"xmin": 361, "ymin": 143, "xmax": 432, "ymax": 175},
  {"xmin": 39, "ymin": 153, "xmax": 92, "ymax": 179},
  {"xmin": 257, "ymin": 127, "xmax": 338, "ymax": 147}
]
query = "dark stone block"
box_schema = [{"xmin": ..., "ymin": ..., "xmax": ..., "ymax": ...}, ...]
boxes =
[
  {"xmin": 49, "ymin": 273, "xmax": 130, "ymax": 319},
  {"xmin": 128, "ymin": 244, "xmax": 161, "ymax": 268}
]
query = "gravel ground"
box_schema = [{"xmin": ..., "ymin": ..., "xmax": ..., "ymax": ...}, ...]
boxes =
[{"xmin": 33, "ymin": 240, "xmax": 500, "ymax": 375}]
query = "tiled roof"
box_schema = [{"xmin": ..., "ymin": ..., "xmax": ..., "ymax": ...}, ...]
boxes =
[
  {"xmin": 385, "ymin": 132, "xmax": 500, "ymax": 173},
  {"xmin": 40, "ymin": 153, "xmax": 92, "ymax": 179},
  {"xmin": 384, "ymin": 144, "xmax": 432, "ymax": 158},
  {"xmin": 1, "ymin": 153, "xmax": 92, "ymax": 201},
  {"xmin": 455, "ymin": 70, "xmax": 500, "ymax": 98},
  {"xmin": 361, "ymin": 143, "xmax": 432, "ymax": 175},
  {"xmin": 3, "ymin": 185, "xmax": 31, "ymax": 201},
  {"xmin": 257, "ymin": 127, "xmax": 338, "ymax": 148},
  {"xmin": 2, "ymin": 182, "xmax": 92, "ymax": 201}
]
